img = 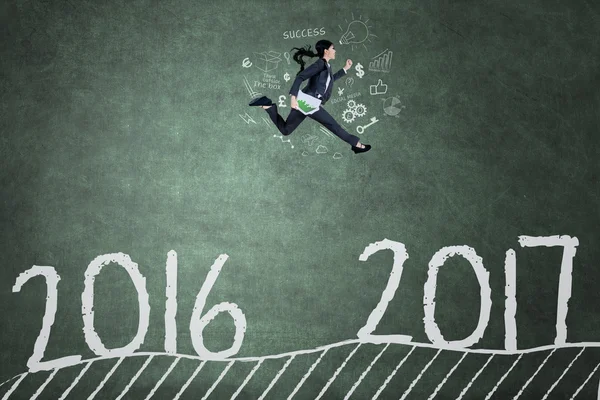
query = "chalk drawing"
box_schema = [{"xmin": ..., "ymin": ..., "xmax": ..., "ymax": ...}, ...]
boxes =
[
  {"xmin": 356, "ymin": 116, "xmax": 379, "ymax": 134},
  {"xmin": 253, "ymin": 51, "xmax": 282, "ymax": 73},
  {"xmin": 368, "ymin": 49, "xmax": 392, "ymax": 73},
  {"xmin": 319, "ymin": 126, "xmax": 335, "ymax": 138},
  {"xmin": 315, "ymin": 145, "xmax": 328, "ymax": 154},
  {"xmin": 353, "ymin": 104, "xmax": 367, "ymax": 117},
  {"xmin": 261, "ymin": 116, "xmax": 271, "ymax": 127},
  {"xmin": 2, "ymin": 235, "xmax": 597, "ymax": 400},
  {"xmin": 342, "ymin": 109, "xmax": 356, "ymax": 124},
  {"xmin": 369, "ymin": 78, "xmax": 388, "ymax": 95},
  {"xmin": 342, "ymin": 100, "xmax": 368, "ymax": 124},
  {"xmin": 382, "ymin": 95, "xmax": 406, "ymax": 117},
  {"xmin": 338, "ymin": 13, "xmax": 377, "ymax": 51},
  {"xmin": 239, "ymin": 112, "xmax": 257, "ymax": 124},
  {"xmin": 355, "ymin": 62, "xmax": 365, "ymax": 78},
  {"xmin": 244, "ymin": 75, "xmax": 261, "ymax": 98},
  {"xmin": 278, "ymin": 95, "xmax": 287, "ymax": 107},
  {"xmin": 273, "ymin": 134, "xmax": 294, "ymax": 148},
  {"xmin": 301, "ymin": 133, "xmax": 318, "ymax": 146}
]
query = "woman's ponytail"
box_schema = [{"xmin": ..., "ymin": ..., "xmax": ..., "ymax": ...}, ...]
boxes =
[{"xmin": 290, "ymin": 45, "xmax": 318, "ymax": 75}]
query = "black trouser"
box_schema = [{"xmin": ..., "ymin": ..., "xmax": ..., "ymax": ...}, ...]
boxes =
[{"xmin": 265, "ymin": 105, "xmax": 360, "ymax": 147}]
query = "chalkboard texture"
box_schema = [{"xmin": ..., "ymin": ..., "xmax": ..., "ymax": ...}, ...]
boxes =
[{"xmin": 1, "ymin": 0, "xmax": 600, "ymax": 398}]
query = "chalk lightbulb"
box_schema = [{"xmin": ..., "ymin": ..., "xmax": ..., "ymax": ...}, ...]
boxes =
[{"xmin": 339, "ymin": 20, "xmax": 369, "ymax": 45}]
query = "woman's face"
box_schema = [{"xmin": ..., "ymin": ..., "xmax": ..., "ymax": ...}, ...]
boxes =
[{"xmin": 324, "ymin": 44, "xmax": 336, "ymax": 59}]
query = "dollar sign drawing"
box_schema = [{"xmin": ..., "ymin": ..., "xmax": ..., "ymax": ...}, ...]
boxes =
[
  {"xmin": 355, "ymin": 63, "xmax": 364, "ymax": 78},
  {"xmin": 278, "ymin": 95, "xmax": 287, "ymax": 107},
  {"xmin": 283, "ymin": 72, "xmax": 290, "ymax": 82}
]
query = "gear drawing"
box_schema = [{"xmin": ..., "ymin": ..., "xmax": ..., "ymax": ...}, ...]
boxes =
[
  {"xmin": 347, "ymin": 100, "xmax": 357, "ymax": 109},
  {"xmin": 353, "ymin": 104, "xmax": 367, "ymax": 117},
  {"xmin": 342, "ymin": 109, "xmax": 356, "ymax": 123}
]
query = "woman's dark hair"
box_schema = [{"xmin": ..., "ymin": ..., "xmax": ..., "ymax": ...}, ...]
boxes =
[{"xmin": 290, "ymin": 39, "xmax": 334, "ymax": 75}]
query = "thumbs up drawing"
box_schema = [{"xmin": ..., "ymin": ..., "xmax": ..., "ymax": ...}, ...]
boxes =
[{"xmin": 369, "ymin": 79, "xmax": 388, "ymax": 95}]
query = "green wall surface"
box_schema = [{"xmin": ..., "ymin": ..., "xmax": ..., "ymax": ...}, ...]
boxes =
[{"xmin": 1, "ymin": 0, "xmax": 600, "ymax": 398}]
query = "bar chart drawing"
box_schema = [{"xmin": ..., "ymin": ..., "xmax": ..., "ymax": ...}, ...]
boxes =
[{"xmin": 369, "ymin": 49, "xmax": 393, "ymax": 73}]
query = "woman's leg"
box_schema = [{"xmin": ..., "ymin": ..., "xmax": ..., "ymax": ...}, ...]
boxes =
[
  {"xmin": 308, "ymin": 107, "xmax": 363, "ymax": 147},
  {"xmin": 263, "ymin": 105, "xmax": 307, "ymax": 136}
]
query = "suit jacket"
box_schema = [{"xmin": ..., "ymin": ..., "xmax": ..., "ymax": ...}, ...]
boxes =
[{"xmin": 288, "ymin": 58, "xmax": 347, "ymax": 105}]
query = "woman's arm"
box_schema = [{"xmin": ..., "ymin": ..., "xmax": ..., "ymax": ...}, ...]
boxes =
[
  {"xmin": 334, "ymin": 59, "xmax": 353, "ymax": 81},
  {"xmin": 333, "ymin": 68, "xmax": 347, "ymax": 81},
  {"xmin": 288, "ymin": 59, "xmax": 326, "ymax": 97}
]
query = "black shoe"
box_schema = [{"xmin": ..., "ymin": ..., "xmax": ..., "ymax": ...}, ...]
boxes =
[
  {"xmin": 352, "ymin": 144, "xmax": 371, "ymax": 154},
  {"xmin": 249, "ymin": 96, "xmax": 273, "ymax": 107}
]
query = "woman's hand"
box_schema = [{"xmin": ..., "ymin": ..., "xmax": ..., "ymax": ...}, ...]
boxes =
[
  {"xmin": 344, "ymin": 59, "xmax": 353, "ymax": 70},
  {"xmin": 291, "ymin": 96, "xmax": 298, "ymax": 110}
]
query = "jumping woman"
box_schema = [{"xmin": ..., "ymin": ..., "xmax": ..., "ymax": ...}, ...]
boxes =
[{"xmin": 249, "ymin": 40, "xmax": 371, "ymax": 154}]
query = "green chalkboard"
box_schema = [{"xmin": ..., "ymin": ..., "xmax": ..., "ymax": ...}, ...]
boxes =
[{"xmin": 1, "ymin": 0, "xmax": 600, "ymax": 398}]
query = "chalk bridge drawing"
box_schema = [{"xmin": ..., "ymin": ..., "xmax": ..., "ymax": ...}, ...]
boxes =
[{"xmin": 3, "ymin": 235, "xmax": 600, "ymax": 399}]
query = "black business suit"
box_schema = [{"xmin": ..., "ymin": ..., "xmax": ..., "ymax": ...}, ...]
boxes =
[{"xmin": 265, "ymin": 58, "xmax": 360, "ymax": 147}]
